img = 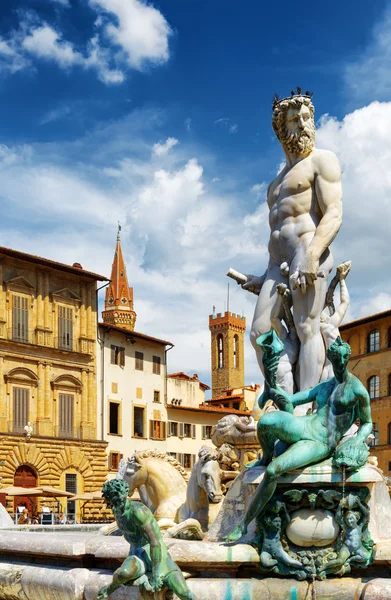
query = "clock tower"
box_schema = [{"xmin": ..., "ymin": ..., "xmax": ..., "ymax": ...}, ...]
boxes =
[{"xmin": 102, "ymin": 226, "xmax": 137, "ymax": 331}]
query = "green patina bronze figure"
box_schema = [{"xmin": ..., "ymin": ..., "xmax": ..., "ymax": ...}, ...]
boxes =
[
  {"xmin": 319, "ymin": 493, "xmax": 372, "ymax": 576},
  {"xmin": 256, "ymin": 501, "xmax": 303, "ymax": 571},
  {"xmin": 227, "ymin": 335, "xmax": 372, "ymax": 543},
  {"xmin": 97, "ymin": 479, "xmax": 194, "ymax": 600}
]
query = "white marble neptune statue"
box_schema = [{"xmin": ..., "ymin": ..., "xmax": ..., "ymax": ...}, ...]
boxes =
[{"xmin": 241, "ymin": 89, "xmax": 343, "ymax": 411}]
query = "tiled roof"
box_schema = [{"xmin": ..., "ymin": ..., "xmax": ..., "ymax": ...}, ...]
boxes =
[
  {"xmin": 98, "ymin": 322, "xmax": 173, "ymax": 346},
  {"xmin": 208, "ymin": 393, "xmax": 244, "ymax": 402},
  {"xmin": 0, "ymin": 246, "xmax": 108, "ymax": 281},
  {"xmin": 166, "ymin": 403, "xmax": 250, "ymax": 416},
  {"xmin": 340, "ymin": 309, "xmax": 391, "ymax": 330},
  {"xmin": 168, "ymin": 372, "xmax": 210, "ymax": 390}
]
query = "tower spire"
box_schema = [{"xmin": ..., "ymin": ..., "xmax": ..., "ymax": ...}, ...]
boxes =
[{"xmin": 102, "ymin": 227, "xmax": 136, "ymax": 331}]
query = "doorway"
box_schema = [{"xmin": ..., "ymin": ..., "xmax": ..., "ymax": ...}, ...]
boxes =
[{"xmin": 14, "ymin": 464, "xmax": 37, "ymax": 515}]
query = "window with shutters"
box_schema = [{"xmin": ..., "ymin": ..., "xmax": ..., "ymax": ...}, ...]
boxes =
[
  {"xmin": 153, "ymin": 356, "xmax": 161, "ymax": 375},
  {"xmin": 202, "ymin": 425, "xmax": 213, "ymax": 439},
  {"xmin": 59, "ymin": 393, "xmax": 74, "ymax": 438},
  {"xmin": 233, "ymin": 334, "xmax": 239, "ymax": 369},
  {"xmin": 149, "ymin": 420, "xmax": 166, "ymax": 440},
  {"xmin": 133, "ymin": 406, "xmax": 145, "ymax": 437},
  {"xmin": 111, "ymin": 345, "xmax": 125, "ymax": 366},
  {"xmin": 65, "ymin": 473, "xmax": 77, "ymax": 517},
  {"xmin": 368, "ymin": 376, "xmax": 380, "ymax": 400},
  {"xmin": 109, "ymin": 452, "xmax": 121, "ymax": 471},
  {"xmin": 183, "ymin": 423, "xmax": 195, "ymax": 438},
  {"xmin": 367, "ymin": 330, "xmax": 380, "ymax": 353},
  {"xmin": 369, "ymin": 423, "xmax": 379, "ymax": 446},
  {"xmin": 168, "ymin": 421, "xmax": 178, "ymax": 437},
  {"xmin": 58, "ymin": 306, "xmax": 73, "ymax": 350},
  {"xmin": 65, "ymin": 473, "xmax": 77, "ymax": 494},
  {"xmin": 135, "ymin": 351, "xmax": 144, "ymax": 371},
  {"xmin": 12, "ymin": 296, "xmax": 29, "ymax": 343},
  {"xmin": 217, "ymin": 334, "xmax": 224, "ymax": 369},
  {"xmin": 183, "ymin": 454, "xmax": 192, "ymax": 468},
  {"xmin": 109, "ymin": 402, "xmax": 121, "ymax": 435},
  {"xmin": 13, "ymin": 387, "xmax": 29, "ymax": 433}
]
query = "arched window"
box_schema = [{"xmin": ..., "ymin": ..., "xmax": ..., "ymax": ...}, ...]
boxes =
[
  {"xmin": 368, "ymin": 375, "xmax": 380, "ymax": 400},
  {"xmin": 233, "ymin": 335, "xmax": 239, "ymax": 369},
  {"xmin": 217, "ymin": 334, "xmax": 224, "ymax": 369},
  {"xmin": 14, "ymin": 464, "xmax": 37, "ymax": 515},
  {"xmin": 370, "ymin": 423, "xmax": 379, "ymax": 446},
  {"xmin": 367, "ymin": 329, "xmax": 380, "ymax": 353}
]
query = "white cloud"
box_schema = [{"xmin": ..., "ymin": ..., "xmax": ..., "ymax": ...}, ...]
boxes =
[
  {"xmin": 22, "ymin": 25, "xmax": 82, "ymax": 67},
  {"xmin": 214, "ymin": 117, "xmax": 238, "ymax": 134},
  {"xmin": 48, "ymin": 0, "xmax": 71, "ymax": 6},
  {"xmin": 250, "ymin": 182, "xmax": 266, "ymax": 200},
  {"xmin": 316, "ymin": 101, "xmax": 391, "ymax": 318},
  {"xmin": 357, "ymin": 293, "xmax": 391, "ymax": 319},
  {"xmin": 185, "ymin": 118, "xmax": 191, "ymax": 132},
  {"xmin": 345, "ymin": 6, "xmax": 391, "ymax": 103},
  {"xmin": 0, "ymin": 0, "xmax": 172, "ymax": 84},
  {"xmin": 152, "ymin": 137, "xmax": 179, "ymax": 157},
  {"xmin": 212, "ymin": 177, "xmax": 220, "ymax": 183},
  {"xmin": 0, "ymin": 38, "xmax": 30, "ymax": 73},
  {"xmin": 89, "ymin": 0, "xmax": 172, "ymax": 70},
  {"xmin": 40, "ymin": 104, "xmax": 71, "ymax": 125},
  {"xmin": 20, "ymin": 25, "xmax": 124, "ymax": 83}
]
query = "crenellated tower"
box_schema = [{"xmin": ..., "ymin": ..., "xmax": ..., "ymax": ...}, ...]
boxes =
[
  {"xmin": 209, "ymin": 308, "xmax": 246, "ymax": 397},
  {"xmin": 102, "ymin": 227, "xmax": 136, "ymax": 331}
]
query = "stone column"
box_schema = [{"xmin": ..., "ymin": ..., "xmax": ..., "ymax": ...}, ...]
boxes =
[
  {"xmin": 35, "ymin": 271, "xmax": 44, "ymax": 345},
  {"xmin": 6, "ymin": 289, "xmax": 12, "ymax": 340},
  {"xmin": 87, "ymin": 370, "xmax": 95, "ymax": 439},
  {"xmin": 39, "ymin": 363, "xmax": 53, "ymax": 436},
  {"xmin": 43, "ymin": 271, "xmax": 51, "ymax": 346},
  {"xmin": 37, "ymin": 362, "xmax": 45, "ymax": 420},
  {"xmin": 86, "ymin": 285, "xmax": 92, "ymax": 340},
  {"xmin": 80, "ymin": 284, "xmax": 86, "ymax": 338},
  {"xmin": 80, "ymin": 369, "xmax": 88, "ymax": 438},
  {"xmin": 0, "ymin": 261, "xmax": 5, "ymax": 338},
  {"xmin": 0, "ymin": 355, "xmax": 6, "ymax": 431}
]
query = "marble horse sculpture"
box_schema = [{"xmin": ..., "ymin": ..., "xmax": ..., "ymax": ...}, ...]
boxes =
[
  {"xmin": 117, "ymin": 451, "xmax": 189, "ymax": 522},
  {"xmin": 118, "ymin": 449, "xmax": 223, "ymax": 530},
  {"xmin": 227, "ymin": 334, "xmax": 373, "ymax": 543},
  {"xmin": 178, "ymin": 446, "xmax": 224, "ymax": 531},
  {"xmin": 97, "ymin": 479, "xmax": 194, "ymax": 600}
]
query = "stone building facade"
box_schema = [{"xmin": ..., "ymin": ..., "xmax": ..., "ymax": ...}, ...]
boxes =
[
  {"xmin": 0, "ymin": 246, "xmax": 108, "ymax": 520},
  {"xmin": 340, "ymin": 309, "xmax": 391, "ymax": 475},
  {"xmin": 97, "ymin": 322, "xmax": 172, "ymax": 476},
  {"xmin": 209, "ymin": 310, "xmax": 246, "ymax": 397}
]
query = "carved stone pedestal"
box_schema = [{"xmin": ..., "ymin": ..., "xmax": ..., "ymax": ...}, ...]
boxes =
[{"xmin": 207, "ymin": 461, "xmax": 391, "ymax": 579}]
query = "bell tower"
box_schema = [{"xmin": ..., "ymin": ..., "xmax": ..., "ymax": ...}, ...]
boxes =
[
  {"xmin": 209, "ymin": 308, "xmax": 246, "ymax": 397},
  {"xmin": 102, "ymin": 226, "xmax": 136, "ymax": 331}
]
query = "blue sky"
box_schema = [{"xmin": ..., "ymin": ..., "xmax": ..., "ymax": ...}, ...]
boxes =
[{"xmin": 1, "ymin": 0, "xmax": 391, "ymax": 389}]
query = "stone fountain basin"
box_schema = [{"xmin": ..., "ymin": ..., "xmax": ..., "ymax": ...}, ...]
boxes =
[{"xmin": 0, "ymin": 530, "xmax": 390, "ymax": 599}]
